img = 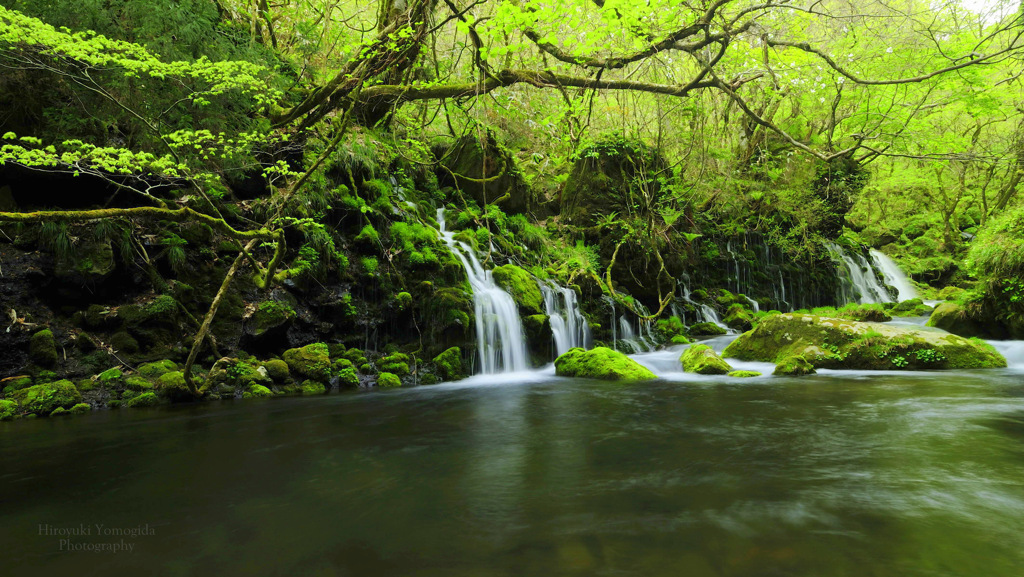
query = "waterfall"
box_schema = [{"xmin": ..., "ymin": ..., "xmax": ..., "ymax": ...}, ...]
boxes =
[
  {"xmin": 539, "ymin": 280, "xmax": 592, "ymax": 356},
  {"xmin": 826, "ymin": 242, "xmax": 893, "ymax": 304},
  {"xmin": 437, "ymin": 209, "xmax": 528, "ymax": 374},
  {"xmin": 870, "ymin": 250, "xmax": 918, "ymax": 302},
  {"xmin": 680, "ymin": 281, "xmax": 731, "ymax": 331}
]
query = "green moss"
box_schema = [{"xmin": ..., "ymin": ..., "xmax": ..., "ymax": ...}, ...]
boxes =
[
  {"xmin": 359, "ymin": 363, "xmax": 373, "ymax": 374},
  {"xmin": 355, "ymin": 224, "xmax": 380, "ymax": 247},
  {"xmin": 98, "ymin": 367, "xmax": 123, "ymax": 382},
  {"xmin": 688, "ymin": 322, "xmax": 727, "ymax": 337},
  {"xmin": 433, "ymin": 347, "xmax": 464, "ymax": 381},
  {"xmin": 29, "ymin": 329, "xmax": 58, "ymax": 367},
  {"xmin": 378, "ymin": 352, "xmax": 411, "ymax": 376},
  {"xmin": 377, "ymin": 372, "xmax": 402, "ymax": 388},
  {"xmin": 680, "ymin": 344, "xmax": 732, "ymax": 375},
  {"xmin": 336, "ymin": 367, "xmax": 359, "ymax": 388},
  {"xmin": 243, "ymin": 384, "xmax": 273, "ymax": 399},
  {"xmin": 12, "ymin": 380, "xmax": 81, "ymax": 416},
  {"xmin": 263, "ymin": 359, "xmax": 290, "ymax": 382},
  {"xmin": 0, "ymin": 399, "xmax": 19, "ymax": 421},
  {"xmin": 491, "ymin": 264, "xmax": 545, "ymax": 315},
  {"xmin": 395, "ymin": 292, "xmax": 413, "ymax": 311},
  {"xmin": 125, "ymin": 392, "xmax": 159, "ymax": 408},
  {"xmin": 774, "ymin": 356, "xmax": 816, "ymax": 376},
  {"xmin": 926, "ymin": 302, "xmax": 989, "ymax": 338},
  {"xmin": 125, "ymin": 376, "xmax": 153, "ymax": 391},
  {"xmin": 70, "ymin": 403, "xmax": 91, "ymax": 415},
  {"xmin": 299, "ymin": 380, "xmax": 327, "ymax": 395},
  {"xmin": 283, "ymin": 343, "xmax": 332, "ymax": 382},
  {"xmin": 360, "ymin": 256, "xmax": 379, "ymax": 275},
  {"xmin": 554, "ymin": 347, "xmax": 657, "ymax": 381},
  {"xmin": 110, "ymin": 331, "xmax": 139, "ymax": 354},
  {"xmin": 2, "ymin": 376, "xmax": 33, "ymax": 395},
  {"xmin": 724, "ymin": 305, "xmax": 754, "ymax": 331},
  {"xmin": 939, "ymin": 286, "xmax": 966, "ymax": 301},
  {"xmin": 727, "ymin": 370, "xmax": 762, "ymax": 378},
  {"xmin": 670, "ymin": 335, "xmax": 693, "ymax": 344},
  {"xmin": 716, "ymin": 289, "xmax": 739, "ymax": 306},
  {"xmin": 252, "ymin": 300, "xmax": 296, "ymax": 333},
  {"xmin": 108, "ymin": 399, "xmax": 123, "ymax": 409},
  {"xmin": 50, "ymin": 407, "xmax": 68, "ymax": 417},
  {"xmin": 343, "ymin": 348, "xmax": 366, "ymax": 363},
  {"xmin": 156, "ymin": 371, "xmax": 194, "ymax": 400},
  {"xmin": 138, "ymin": 359, "xmax": 178, "ymax": 379}
]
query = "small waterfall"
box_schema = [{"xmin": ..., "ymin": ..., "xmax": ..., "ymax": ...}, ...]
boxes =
[
  {"xmin": 826, "ymin": 242, "xmax": 893, "ymax": 304},
  {"xmin": 437, "ymin": 209, "xmax": 528, "ymax": 374},
  {"xmin": 539, "ymin": 280, "xmax": 592, "ymax": 356},
  {"xmin": 680, "ymin": 281, "xmax": 730, "ymax": 330},
  {"xmin": 870, "ymin": 250, "xmax": 918, "ymax": 302}
]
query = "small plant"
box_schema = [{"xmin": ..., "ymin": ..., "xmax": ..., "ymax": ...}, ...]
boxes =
[
  {"xmin": 913, "ymin": 348, "xmax": 946, "ymax": 364},
  {"xmin": 891, "ymin": 355, "xmax": 908, "ymax": 368}
]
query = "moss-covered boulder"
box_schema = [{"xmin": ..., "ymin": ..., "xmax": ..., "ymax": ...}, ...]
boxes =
[
  {"xmin": 724, "ymin": 305, "xmax": 754, "ymax": 332},
  {"xmin": 70, "ymin": 403, "xmax": 91, "ymax": 415},
  {"xmin": 377, "ymin": 372, "xmax": 401, "ymax": 388},
  {"xmin": 723, "ymin": 313, "xmax": 1005, "ymax": 370},
  {"xmin": 0, "ymin": 399, "xmax": 20, "ymax": 421},
  {"xmin": 12, "ymin": 380, "xmax": 81, "ymax": 416},
  {"xmin": 336, "ymin": 367, "xmax": 359, "ymax": 388},
  {"xmin": 688, "ymin": 322, "xmax": 728, "ymax": 337},
  {"xmin": 155, "ymin": 371, "xmax": 197, "ymax": 400},
  {"xmin": 282, "ymin": 343, "xmax": 332, "ymax": 382},
  {"xmin": 2, "ymin": 375, "xmax": 33, "ymax": 395},
  {"xmin": 247, "ymin": 299, "xmax": 296, "ymax": 338},
  {"xmin": 554, "ymin": 347, "xmax": 656, "ymax": 381},
  {"xmin": 438, "ymin": 133, "xmax": 533, "ymax": 214},
  {"xmin": 560, "ymin": 139, "xmax": 667, "ymax": 226},
  {"xmin": 125, "ymin": 392, "xmax": 160, "ymax": 408},
  {"xmin": 433, "ymin": 347, "xmax": 464, "ymax": 381},
  {"xmin": 138, "ymin": 359, "xmax": 178, "ymax": 379},
  {"xmin": 774, "ymin": 356, "xmax": 816, "ymax": 376},
  {"xmin": 491, "ymin": 265, "xmax": 544, "ymax": 315},
  {"xmin": 891, "ymin": 298, "xmax": 933, "ymax": 317},
  {"xmin": 299, "ymin": 380, "xmax": 327, "ymax": 395},
  {"xmin": 29, "ymin": 329, "xmax": 58, "ymax": 368},
  {"xmin": 926, "ymin": 302, "xmax": 991, "ymax": 338},
  {"xmin": 262, "ymin": 359, "xmax": 290, "ymax": 382},
  {"xmin": 727, "ymin": 370, "xmax": 762, "ymax": 378},
  {"xmin": 681, "ymin": 344, "xmax": 732, "ymax": 375},
  {"xmin": 243, "ymin": 385, "xmax": 273, "ymax": 399},
  {"xmin": 378, "ymin": 352, "xmax": 412, "ymax": 377}
]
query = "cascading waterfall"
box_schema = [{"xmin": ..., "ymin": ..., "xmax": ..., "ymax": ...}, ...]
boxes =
[
  {"xmin": 826, "ymin": 242, "xmax": 893, "ymax": 304},
  {"xmin": 680, "ymin": 280, "xmax": 730, "ymax": 330},
  {"xmin": 870, "ymin": 250, "xmax": 918, "ymax": 302},
  {"xmin": 539, "ymin": 280, "xmax": 592, "ymax": 356},
  {"xmin": 437, "ymin": 209, "xmax": 528, "ymax": 374}
]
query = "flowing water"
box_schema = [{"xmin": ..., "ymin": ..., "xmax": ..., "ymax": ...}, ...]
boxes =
[
  {"xmin": 437, "ymin": 209, "xmax": 528, "ymax": 373},
  {"xmin": 5, "ymin": 362, "xmax": 1024, "ymax": 576},
  {"xmin": 827, "ymin": 242, "xmax": 894, "ymax": 304},
  {"xmin": 539, "ymin": 281, "xmax": 591, "ymax": 356},
  {"xmin": 870, "ymin": 250, "xmax": 919, "ymax": 302}
]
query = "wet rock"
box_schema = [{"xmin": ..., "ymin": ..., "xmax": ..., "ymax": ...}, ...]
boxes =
[
  {"xmin": 554, "ymin": 347, "xmax": 656, "ymax": 381},
  {"xmin": 681, "ymin": 344, "xmax": 732, "ymax": 375}
]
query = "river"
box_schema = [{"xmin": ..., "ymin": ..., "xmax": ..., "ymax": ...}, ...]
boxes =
[{"xmin": 4, "ymin": 351, "xmax": 1024, "ymax": 576}]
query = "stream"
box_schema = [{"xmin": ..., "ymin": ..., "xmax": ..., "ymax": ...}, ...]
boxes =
[{"xmin": 4, "ymin": 343, "xmax": 1024, "ymax": 576}]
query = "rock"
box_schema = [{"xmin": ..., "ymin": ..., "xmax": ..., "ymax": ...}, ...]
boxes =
[
  {"xmin": 262, "ymin": 359, "xmax": 290, "ymax": 382},
  {"xmin": 335, "ymin": 367, "xmax": 359, "ymax": 388},
  {"xmin": 378, "ymin": 352, "xmax": 412, "ymax": 376},
  {"xmin": 0, "ymin": 399, "xmax": 20, "ymax": 421},
  {"xmin": 522, "ymin": 313, "xmax": 552, "ymax": 362},
  {"xmin": 681, "ymin": 344, "xmax": 732, "ymax": 375},
  {"xmin": 29, "ymin": 329, "xmax": 58, "ymax": 368},
  {"xmin": 155, "ymin": 371, "xmax": 196, "ymax": 400},
  {"xmin": 125, "ymin": 392, "xmax": 160, "ymax": 408},
  {"xmin": 554, "ymin": 347, "xmax": 657, "ymax": 381},
  {"xmin": 560, "ymin": 139, "xmax": 668, "ymax": 225},
  {"xmin": 724, "ymin": 305, "xmax": 754, "ymax": 332},
  {"xmin": 243, "ymin": 385, "xmax": 273, "ymax": 399},
  {"xmin": 299, "ymin": 380, "xmax": 326, "ymax": 394},
  {"xmin": 727, "ymin": 370, "xmax": 762, "ymax": 378},
  {"xmin": 774, "ymin": 356, "xmax": 816, "ymax": 376},
  {"xmin": 138, "ymin": 359, "xmax": 178, "ymax": 379},
  {"xmin": 723, "ymin": 313, "xmax": 1005, "ymax": 370},
  {"xmin": 838, "ymin": 305, "xmax": 892, "ymax": 322},
  {"xmin": 438, "ymin": 133, "xmax": 533, "ymax": 214},
  {"xmin": 688, "ymin": 322, "xmax": 727, "ymax": 337},
  {"xmin": 432, "ymin": 346, "xmax": 464, "ymax": 381},
  {"xmin": 70, "ymin": 403, "xmax": 91, "ymax": 415},
  {"xmin": 491, "ymin": 265, "xmax": 544, "ymax": 315},
  {"xmin": 891, "ymin": 298, "xmax": 933, "ymax": 317},
  {"xmin": 282, "ymin": 343, "xmax": 332, "ymax": 382},
  {"xmin": 377, "ymin": 372, "xmax": 402, "ymax": 388},
  {"xmin": 926, "ymin": 302, "xmax": 991, "ymax": 338},
  {"xmin": 12, "ymin": 380, "xmax": 81, "ymax": 416},
  {"xmin": 938, "ymin": 286, "xmax": 966, "ymax": 301}
]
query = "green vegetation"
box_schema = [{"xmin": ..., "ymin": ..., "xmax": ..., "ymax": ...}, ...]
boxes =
[
  {"xmin": 681, "ymin": 345, "xmax": 733, "ymax": 375},
  {"xmin": 554, "ymin": 347, "xmax": 656, "ymax": 382},
  {"xmin": 377, "ymin": 373, "xmax": 401, "ymax": 388}
]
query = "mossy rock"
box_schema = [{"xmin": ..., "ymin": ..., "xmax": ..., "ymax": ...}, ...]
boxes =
[
  {"xmin": 554, "ymin": 347, "xmax": 657, "ymax": 381},
  {"xmin": 98, "ymin": 367, "xmax": 123, "ymax": 383},
  {"xmin": 249, "ymin": 300, "xmax": 296, "ymax": 336},
  {"xmin": 378, "ymin": 352, "xmax": 412, "ymax": 377},
  {"xmin": 680, "ymin": 344, "xmax": 732, "ymax": 375},
  {"xmin": 342, "ymin": 348, "xmax": 368, "ymax": 365},
  {"xmin": 727, "ymin": 370, "xmax": 762, "ymax": 378},
  {"xmin": 110, "ymin": 332, "xmax": 140, "ymax": 355},
  {"xmin": 670, "ymin": 335, "xmax": 693, "ymax": 345},
  {"xmin": 0, "ymin": 399, "xmax": 19, "ymax": 421},
  {"xmin": 774, "ymin": 356, "xmax": 816, "ymax": 376},
  {"xmin": 560, "ymin": 139, "xmax": 668, "ymax": 225},
  {"xmin": 155, "ymin": 371, "xmax": 197, "ymax": 401},
  {"xmin": 138, "ymin": 359, "xmax": 178, "ymax": 379},
  {"xmin": 74, "ymin": 378, "xmax": 95, "ymax": 393},
  {"xmin": 283, "ymin": 343, "xmax": 332, "ymax": 382},
  {"xmin": 243, "ymin": 385, "xmax": 273, "ymax": 399},
  {"xmin": 439, "ymin": 133, "xmax": 533, "ymax": 215},
  {"xmin": 926, "ymin": 302, "xmax": 991, "ymax": 339},
  {"xmin": 300, "ymin": 380, "xmax": 327, "ymax": 395},
  {"xmin": 125, "ymin": 377, "xmax": 153, "ymax": 391},
  {"xmin": 716, "ymin": 289, "xmax": 740, "ymax": 306},
  {"xmin": 2, "ymin": 376, "xmax": 33, "ymax": 395},
  {"xmin": 50, "ymin": 407, "xmax": 69, "ymax": 417},
  {"xmin": 724, "ymin": 305, "xmax": 754, "ymax": 332},
  {"xmin": 688, "ymin": 322, "xmax": 728, "ymax": 337},
  {"xmin": 12, "ymin": 380, "xmax": 81, "ymax": 416},
  {"xmin": 29, "ymin": 329, "xmax": 58, "ymax": 368},
  {"xmin": 125, "ymin": 392, "xmax": 160, "ymax": 408},
  {"xmin": 491, "ymin": 264, "xmax": 544, "ymax": 315},
  {"xmin": 336, "ymin": 368, "xmax": 359, "ymax": 388},
  {"xmin": 432, "ymin": 346, "xmax": 464, "ymax": 381},
  {"xmin": 723, "ymin": 313, "xmax": 1005, "ymax": 370},
  {"xmin": 837, "ymin": 305, "xmax": 892, "ymax": 323},
  {"xmin": 70, "ymin": 403, "xmax": 91, "ymax": 415},
  {"xmin": 263, "ymin": 359, "xmax": 290, "ymax": 382},
  {"xmin": 938, "ymin": 286, "xmax": 966, "ymax": 301},
  {"xmin": 891, "ymin": 298, "xmax": 932, "ymax": 317},
  {"xmin": 377, "ymin": 372, "xmax": 402, "ymax": 388}
]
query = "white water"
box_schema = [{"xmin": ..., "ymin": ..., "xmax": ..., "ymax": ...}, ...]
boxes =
[
  {"xmin": 680, "ymin": 282, "xmax": 731, "ymax": 331},
  {"xmin": 986, "ymin": 341, "xmax": 1024, "ymax": 369},
  {"xmin": 870, "ymin": 250, "xmax": 919, "ymax": 302},
  {"xmin": 826, "ymin": 242, "xmax": 893, "ymax": 304},
  {"xmin": 437, "ymin": 209, "xmax": 528, "ymax": 374},
  {"xmin": 539, "ymin": 280, "xmax": 591, "ymax": 356}
]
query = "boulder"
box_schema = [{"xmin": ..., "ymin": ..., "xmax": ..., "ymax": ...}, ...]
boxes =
[
  {"xmin": 680, "ymin": 344, "xmax": 732, "ymax": 375},
  {"xmin": 11, "ymin": 380, "xmax": 81, "ymax": 416},
  {"xmin": 773, "ymin": 356, "xmax": 816, "ymax": 376},
  {"xmin": 926, "ymin": 302, "xmax": 992, "ymax": 339},
  {"xmin": 560, "ymin": 139, "xmax": 668, "ymax": 226},
  {"xmin": 723, "ymin": 313, "xmax": 1005, "ymax": 370},
  {"xmin": 432, "ymin": 346, "xmax": 464, "ymax": 381},
  {"xmin": 438, "ymin": 133, "xmax": 532, "ymax": 214},
  {"xmin": 554, "ymin": 347, "xmax": 656, "ymax": 381},
  {"xmin": 491, "ymin": 265, "xmax": 544, "ymax": 315}
]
